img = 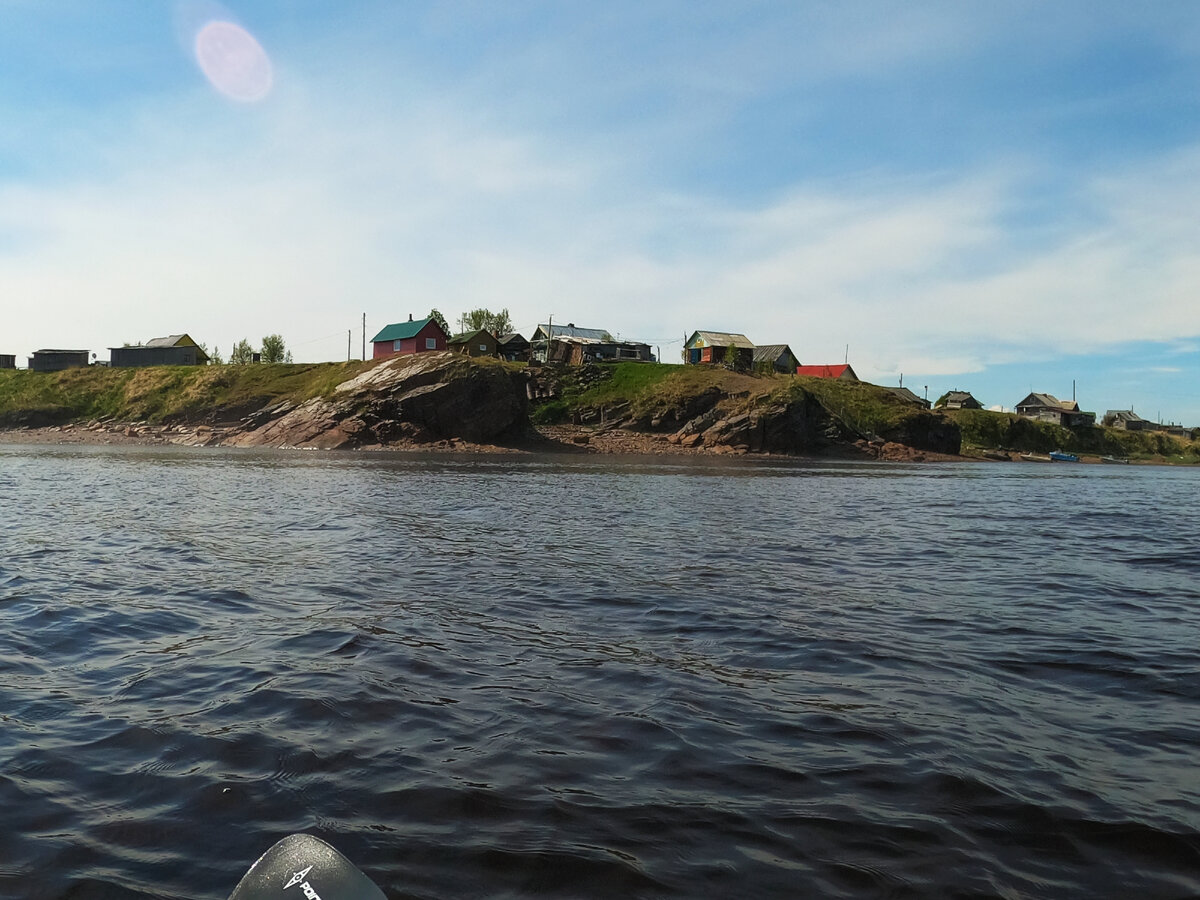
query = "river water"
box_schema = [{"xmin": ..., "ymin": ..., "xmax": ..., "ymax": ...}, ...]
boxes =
[{"xmin": 0, "ymin": 445, "xmax": 1197, "ymax": 899}]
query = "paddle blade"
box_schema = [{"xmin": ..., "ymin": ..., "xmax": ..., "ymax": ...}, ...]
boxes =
[{"xmin": 228, "ymin": 833, "xmax": 386, "ymax": 900}]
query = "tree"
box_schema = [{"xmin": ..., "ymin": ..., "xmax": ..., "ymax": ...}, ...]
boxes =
[
  {"xmin": 230, "ymin": 338, "xmax": 255, "ymax": 365},
  {"xmin": 199, "ymin": 342, "xmax": 224, "ymax": 365},
  {"xmin": 462, "ymin": 307, "xmax": 512, "ymax": 336},
  {"xmin": 428, "ymin": 309, "xmax": 450, "ymax": 336},
  {"xmin": 261, "ymin": 334, "xmax": 291, "ymax": 363}
]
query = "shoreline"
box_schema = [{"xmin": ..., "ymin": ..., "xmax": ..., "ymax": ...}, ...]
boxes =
[
  {"xmin": 0, "ymin": 421, "xmax": 1008, "ymax": 463},
  {"xmin": 0, "ymin": 421, "xmax": 1190, "ymax": 465}
]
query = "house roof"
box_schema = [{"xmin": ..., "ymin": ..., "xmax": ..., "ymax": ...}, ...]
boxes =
[
  {"xmin": 944, "ymin": 391, "xmax": 976, "ymax": 403},
  {"xmin": 689, "ymin": 330, "xmax": 756, "ymax": 349},
  {"xmin": 497, "ymin": 333, "xmax": 528, "ymax": 346},
  {"xmin": 32, "ymin": 349, "xmax": 88, "ymax": 355},
  {"xmin": 1019, "ymin": 392, "xmax": 1078, "ymax": 411},
  {"xmin": 796, "ymin": 364, "xmax": 855, "ymax": 379},
  {"xmin": 537, "ymin": 323, "xmax": 611, "ymax": 342},
  {"xmin": 752, "ymin": 344, "xmax": 795, "ymax": 363},
  {"xmin": 448, "ymin": 329, "xmax": 493, "ymax": 345},
  {"xmin": 882, "ymin": 386, "xmax": 926, "ymax": 405},
  {"xmin": 371, "ymin": 318, "xmax": 438, "ymax": 343},
  {"xmin": 144, "ymin": 334, "xmax": 190, "ymax": 348},
  {"xmin": 1105, "ymin": 409, "xmax": 1149, "ymax": 423}
]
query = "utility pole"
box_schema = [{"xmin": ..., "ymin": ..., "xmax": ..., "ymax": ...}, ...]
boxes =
[
  {"xmin": 361, "ymin": 313, "xmax": 366, "ymax": 360},
  {"xmin": 347, "ymin": 330, "xmax": 351, "ymax": 362}
]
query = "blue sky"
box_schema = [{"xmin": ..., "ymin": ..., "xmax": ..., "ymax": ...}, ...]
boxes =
[{"xmin": 2, "ymin": 1, "xmax": 1199, "ymax": 424}]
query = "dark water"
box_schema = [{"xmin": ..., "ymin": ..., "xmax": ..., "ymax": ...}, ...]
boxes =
[{"xmin": 1, "ymin": 446, "xmax": 1198, "ymax": 899}]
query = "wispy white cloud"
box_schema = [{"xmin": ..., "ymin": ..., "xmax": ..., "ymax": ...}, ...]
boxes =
[{"xmin": 2, "ymin": 0, "xmax": 1200, "ymax": 421}]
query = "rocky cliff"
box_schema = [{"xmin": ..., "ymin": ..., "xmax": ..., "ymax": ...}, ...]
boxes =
[{"xmin": 221, "ymin": 353, "xmax": 531, "ymax": 449}]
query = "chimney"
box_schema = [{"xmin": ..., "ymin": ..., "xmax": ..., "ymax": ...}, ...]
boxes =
[{"xmin": 408, "ymin": 313, "xmax": 413, "ymax": 322}]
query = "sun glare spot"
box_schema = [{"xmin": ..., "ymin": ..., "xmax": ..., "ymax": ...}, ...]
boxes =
[{"xmin": 194, "ymin": 20, "xmax": 273, "ymax": 102}]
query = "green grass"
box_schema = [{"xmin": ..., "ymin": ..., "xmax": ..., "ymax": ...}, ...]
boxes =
[
  {"xmin": 774, "ymin": 377, "xmax": 924, "ymax": 436},
  {"xmin": 0, "ymin": 360, "xmax": 377, "ymax": 426}
]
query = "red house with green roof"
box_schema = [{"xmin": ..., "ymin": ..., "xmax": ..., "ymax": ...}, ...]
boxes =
[{"xmin": 370, "ymin": 315, "xmax": 449, "ymax": 360}]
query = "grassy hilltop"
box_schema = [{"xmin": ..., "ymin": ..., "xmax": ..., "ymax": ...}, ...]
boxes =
[{"xmin": 0, "ymin": 360, "xmax": 376, "ymax": 427}]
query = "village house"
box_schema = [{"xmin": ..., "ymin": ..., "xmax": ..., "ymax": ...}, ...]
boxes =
[
  {"xmin": 447, "ymin": 329, "xmax": 498, "ymax": 358},
  {"xmin": 795, "ymin": 364, "xmax": 859, "ymax": 381},
  {"xmin": 0, "ymin": 354, "xmax": 15, "ymax": 369},
  {"xmin": 28, "ymin": 349, "xmax": 89, "ymax": 372},
  {"xmin": 684, "ymin": 330, "xmax": 755, "ymax": 368},
  {"xmin": 751, "ymin": 344, "xmax": 799, "ymax": 374},
  {"xmin": 110, "ymin": 334, "xmax": 210, "ymax": 367},
  {"xmin": 937, "ymin": 390, "xmax": 982, "ymax": 410},
  {"xmin": 532, "ymin": 323, "xmax": 652, "ymax": 364},
  {"xmin": 1102, "ymin": 409, "xmax": 1154, "ymax": 431},
  {"xmin": 496, "ymin": 333, "xmax": 530, "ymax": 362},
  {"xmin": 1016, "ymin": 392, "xmax": 1096, "ymax": 427},
  {"xmin": 370, "ymin": 315, "xmax": 449, "ymax": 360}
]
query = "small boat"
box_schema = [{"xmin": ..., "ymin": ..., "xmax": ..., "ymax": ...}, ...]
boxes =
[
  {"xmin": 980, "ymin": 449, "xmax": 1011, "ymax": 461},
  {"xmin": 1100, "ymin": 455, "xmax": 1130, "ymax": 464},
  {"xmin": 1048, "ymin": 450, "xmax": 1079, "ymax": 462},
  {"xmin": 1020, "ymin": 453, "xmax": 1052, "ymax": 462}
]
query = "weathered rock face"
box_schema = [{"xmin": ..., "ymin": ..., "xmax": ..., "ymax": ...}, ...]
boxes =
[
  {"xmin": 222, "ymin": 353, "xmax": 530, "ymax": 449},
  {"xmin": 666, "ymin": 391, "xmax": 851, "ymax": 454},
  {"xmin": 878, "ymin": 411, "xmax": 961, "ymax": 455}
]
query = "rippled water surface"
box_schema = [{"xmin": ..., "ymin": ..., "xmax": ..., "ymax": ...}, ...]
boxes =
[{"xmin": 1, "ymin": 446, "xmax": 1198, "ymax": 899}]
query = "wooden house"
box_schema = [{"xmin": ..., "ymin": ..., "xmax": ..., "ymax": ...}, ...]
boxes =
[
  {"xmin": 751, "ymin": 344, "xmax": 799, "ymax": 373},
  {"xmin": 684, "ymin": 330, "xmax": 755, "ymax": 368},
  {"xmin": 795, "ymin": 363, "xmax": 858, "ymax": 381},
  {"xmin": 370, "ymin": 316, "xmax": 449, "ymax": 359},
  {"xmin": 110, "ymin": 334, "xmax": 210, "ymax": 367},
  {"xmin": 28, "ymin": 349, "xmax": 89, "ymax": 372},
  {"xmin": 0, "ymin": 354, "xmax": 15, "ymax": 369},
  {"xmin": 937, "ymin": 390, "xmax": 982, "ymax": 410},
  {"xmin": 448, "ymin": 329, "xmax": 498, "ymax": 358},
  {"xmin": 1102, "ymin": 410, "xmax": 1153, "ymax": 431},
  {"xmin": 882, "ymin": 386, "xmax": 931, "ymax": 408},
  {"xmin": 497, "ymin": 333, "xmax": 530, "ymax": 362},
  {"xmin": 1016, "ymin": 393, "xmax": 1096, "ymax": 427},
  {"xmin": 533, "ymin": 323, "xmax": 652, "ymax": 364}
]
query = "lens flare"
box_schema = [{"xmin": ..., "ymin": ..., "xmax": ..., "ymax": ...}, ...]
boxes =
[{"xmin": 194, "ymin": 20, "xmax": 272, "ymax": 102}]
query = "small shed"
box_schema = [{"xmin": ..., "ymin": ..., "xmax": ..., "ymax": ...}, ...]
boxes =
[
  {"xmin": 497, "ymin": 333, "xmax": 530, "ymax": 362},
  {"xmin": 752, "ymin": 344, "xmax": 799, "ymax": 373},
  {"xmin": 371, "ymin": 316, "xmax": 449, "ymax": 359},
  {"xmin": 684, "ymin": 330, "xmax": 755, "ymax": 367},
  {"xmin": 110, "ymin": 334, "xmax": 210, "ymax": 367},
  {"xmin": 937, "ymin": 390, "xmax": 982, "ymax": 410},
  {"xmin": 29, "ymin": 349, "xmax": 89, "ymax": 372},
  {"xmin": 0, "ymin": 354, "xmax": 15, "ymax": 369},
  {"xmin": 795, "ymin": 364, "xmax": 858, "ymax": 382},
  {"xmin": 448, "ymin": 329, "xmax": 499, "ymax": 358},
  {"xmin": 882, "ymin": 386, "xmax": 931, "ymax": 408}
]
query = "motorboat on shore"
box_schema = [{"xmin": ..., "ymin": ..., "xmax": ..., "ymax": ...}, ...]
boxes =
[
  {"xmin": 1020, "ymin": 453, "xmax": 1052, "ymax": 462},
  {"xmin": 1048, "ymin": 450, "xmax": 1079, "ymax": 462},
  {"xmin": 1101, "ymin": 455, "xmax": 1130, "ymax": 464}
]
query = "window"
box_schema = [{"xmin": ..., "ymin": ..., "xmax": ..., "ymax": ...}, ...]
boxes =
[
  {"xmin": 393, "ymin": 340, "xmax": 402, "ymax": 351},
  {"xmin": 479, "ymin": 344, "xmax": 488, "ymax": 352},
  {"xmin": 425, "ymin": 337, "xmax": 436, "ymax": 349}
]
